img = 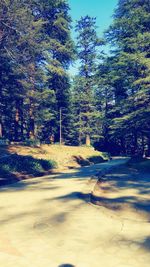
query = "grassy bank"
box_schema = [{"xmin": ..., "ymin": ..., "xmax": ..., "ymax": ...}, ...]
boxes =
[
  {"xmin": 0, "ymin": 144, "xmax": 108, "ymax": 186},
  {"xmin": 0, "ymin": 144, "xmax": 108, "ymax": 169},
  {"xmin": 0, "ymin": 154, "xmax": 57, "ymax": 186}
]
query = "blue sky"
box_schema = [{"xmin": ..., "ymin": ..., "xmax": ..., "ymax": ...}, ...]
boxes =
[
  {"xmin": 68, "ymin": 0, "xmax": 118, "ymax": 75},
  {"xmin": 69, "ymin": 0, "xmax": 118, "ymax": 36}
]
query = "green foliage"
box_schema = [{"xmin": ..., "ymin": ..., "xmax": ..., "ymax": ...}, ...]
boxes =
[
  {"xmin": 0, "ymin": 154, "xmax": 57, "ymax": 177},
  {"xmin": 72, "ymin": 16, "xmax": 103, "ymax": 145},
  {"xmin": 38, "ymin": 158, "xmax": 57, "ymax": 171},
  {"xmin": 0, "ymin": 0, "xmax": 150, "ymax": 155},
  {"xmin": 0, "ymin": 0, "xmax": 74, "ymax": 144},
  {"xmin": 95, "ymin": 0, "xmax": 150, "ymax": 155}
]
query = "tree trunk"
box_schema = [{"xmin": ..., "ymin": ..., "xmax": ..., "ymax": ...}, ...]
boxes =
[
  {"xmin": 142, "ymin": 135, "xmax": 146, "ymax": 157},
  {"xmin": 147, "ymin": 137, "xmax": 150, "ymax": 157},
  {"xmin": 120, "ymin": 137, "xmax": 126, "ymax": 155},
  {"xmin": 29, "ymin": 100, "xmax": 35, "ymax": 140},
  {"xmin": 85, "ymin": 134, "xmax": 91, "ymax": 146},
  {"xmin": 132, "ymin": 132, "xmax": 138, "ymax": 155},
  {"xmin": 15, "ymin": 103, "xmax": 19, "ymax": 141},
  {"xmin": 78, "ymin": 112, "xmax": 82, "ymax": 145},
  {"xmin": 29, "ymin": 64, "xmax": 36, "ymax": 140},
  {"xmin": 78, "ymin": 132, "xmax": 82, "ymax": 146},
  {"xmin": 0, "ymin": 122, "xmax": 2, "ymax": 138},
  {"xmin": 20, "ymin": 100, "xmax": 24, "ymax": 141}
]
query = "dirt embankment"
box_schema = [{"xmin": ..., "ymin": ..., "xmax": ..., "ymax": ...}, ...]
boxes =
[
  {"xmin": 0, "ymin": 144, "xmax": 108, "ymax": 186},
  {"xmin": 1, "ymin": 144, "xmax": 107, "ymax": 170}
]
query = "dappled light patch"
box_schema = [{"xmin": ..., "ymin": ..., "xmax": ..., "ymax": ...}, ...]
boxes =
[{"xmin": 92, "ymin": 166, "xmax": 150, "ymax": 221}]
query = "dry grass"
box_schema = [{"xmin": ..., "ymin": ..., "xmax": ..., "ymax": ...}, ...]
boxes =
[{"xmin": 0, "ymin": 144, "xmax": 106, "ymax": 170}]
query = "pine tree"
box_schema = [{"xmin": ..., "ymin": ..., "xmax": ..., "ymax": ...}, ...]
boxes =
[
  {"xmin": 0, "ymin": 0, "xmax": 75, "ymax": 144},
  {"xmin": 37, "ymin": 0, "xmax": 75, "ymax": 144},
  {"xmin": 104, "ymin": 0, "xmax": 150, "ymax": 155},
  {"xmin": 75, "ymin": 16, "xmax": 103, "ymax": 145}
]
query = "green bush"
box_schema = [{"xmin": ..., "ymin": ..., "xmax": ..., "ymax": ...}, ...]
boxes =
[
  {"xmin": 39, "ymin": 159, "xmax": 57, "ymax": 170},
  {"xmin": 0, "ymin": 154, "xmax": 57, "ymax": 177},
  {"xmin": 0, "ymin": 166, "xmax": 11, "ymax": 177},
  {"xmin": 0, "ymin": 138, "xmax": 9, "ymax": 145}
]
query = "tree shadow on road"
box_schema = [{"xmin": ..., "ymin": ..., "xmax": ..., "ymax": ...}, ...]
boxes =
[
  {"xmin": 90, "ymin": 166, "xmax": 150, "ymax": 221},
  {"xmin": 113, "ymin": 235, "xmax": 150, "ymax": 253},
  {"xmin": 0, "ymin": 157, "xmax": 110, "ymax": 191}
]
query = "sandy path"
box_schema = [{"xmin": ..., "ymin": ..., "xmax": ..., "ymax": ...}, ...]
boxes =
[{"xmin": 0, "ymin": 159, "xmax": 149, "ymax": 267}]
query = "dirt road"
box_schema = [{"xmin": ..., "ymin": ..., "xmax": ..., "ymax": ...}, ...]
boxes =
[{"xmin": 0, "ymin": 159, "xmax": 149, "ymax": 267}]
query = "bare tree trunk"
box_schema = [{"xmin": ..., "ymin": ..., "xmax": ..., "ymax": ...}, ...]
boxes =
[
  {"xmin": 78, "ymin": 112, "xmax": 82, "ymax": 145},
  {"xmin": 15, "ymin": 102, "xmax": 19, "ymax": 141},
  {"xmin": 147, "ymin": 137, "xmax": 150, "ymax": 157},
  {"xmin": 29, "ymin": 99, "xmax": 35, "ymax": 140},
  {"xmin": 120, "ymin": 137, "xmax": 126, "ymax": 155},
  {"xmin": 79, "ymin": 132, "xmax": 82, "ymax": 146},
  {"xmin": 142, "ymin": 134, "xmax": 146, "ymax": 157},
  {"xmin": 20, "ymin": 100, "xmax": 24, "ymax": 140},
  {"xmin": 29, "ymin": 64, "xmax": 36, "ymax": 140},
  {"xmin": 132, "ymin": 132, "xmax": 138, "ymax": 155},
  {"xmin": 86, "ymin": 134, "xmax": 91, "ymax": 146},
  {"xmin": 0, "ymin": 122, "xmax": 2, "ymax": 138}
]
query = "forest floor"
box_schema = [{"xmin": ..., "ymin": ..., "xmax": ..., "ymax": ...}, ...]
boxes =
[{"xmin": 0, "ymin": 158, "xmax": 149, "ymax": 267}]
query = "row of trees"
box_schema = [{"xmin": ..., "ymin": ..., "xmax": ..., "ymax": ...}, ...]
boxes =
[
  {"xmin": 98, "ymin": 0, "xmax": 150, "ymax": 155},
  {"xmin": 0, "ymin": 0, "xmax": 74, "ymax": 143},
  {"xmin": 72, "ymin": 0, "xmax": 150, "ymax": 155},
  {"xmin": 0, "ymin": 0, "xmax": 150, "ymax": 155}
]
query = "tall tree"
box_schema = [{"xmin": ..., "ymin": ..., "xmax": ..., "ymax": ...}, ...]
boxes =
[
  {"xmin": 75, "ymin": 16, "xmax": 103, "ymax": 145},
  {"xmin": 37, "ymin": 0, "xmax": 75, "ymax": 143},
  {"xmin": 0, "ymin": 0, "xmax": 74, "ymax": 144},
  {"xmin": 102, "ymin": 0, "xmax": 150, "ymax": 155}
]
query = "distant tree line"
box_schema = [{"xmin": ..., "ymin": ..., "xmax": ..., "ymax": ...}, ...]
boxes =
[{"xmin": 0, "ymin": 0, "xmax": 150, "ymax": 156}]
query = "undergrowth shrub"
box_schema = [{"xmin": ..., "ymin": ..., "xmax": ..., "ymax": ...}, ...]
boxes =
[{"xmin": 0, "ymin": 154, "xmax": 57, "ymax": 177}]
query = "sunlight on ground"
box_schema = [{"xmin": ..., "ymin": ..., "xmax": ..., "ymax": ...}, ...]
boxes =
[{"xmin": 0, "ymin": 144, "xmax": 106, "ymax": 169}]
